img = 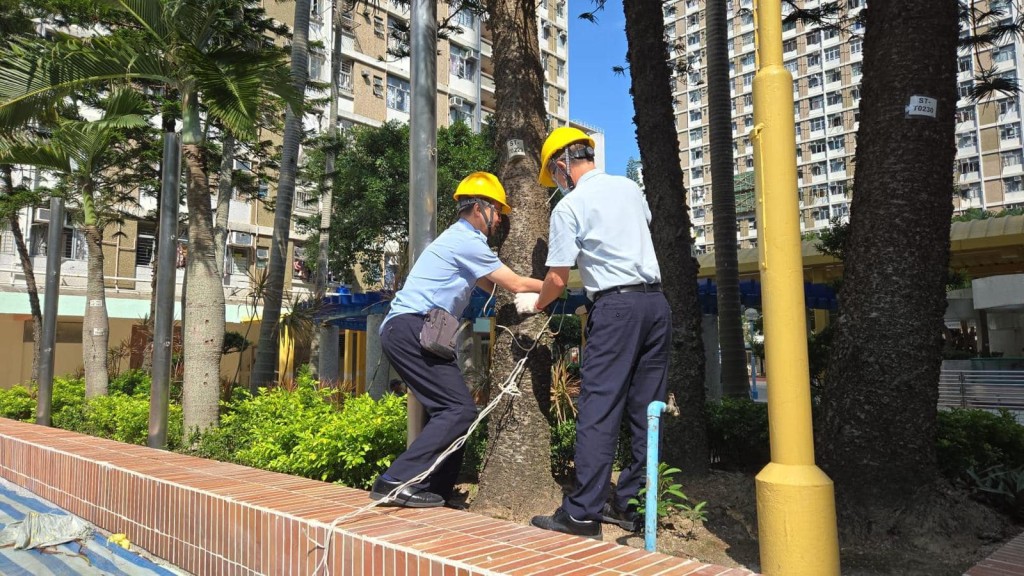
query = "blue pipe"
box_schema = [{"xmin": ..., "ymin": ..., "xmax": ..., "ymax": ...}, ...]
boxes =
[{"xmin": 645, "ymin": 400, "xmax": 667, "ymax": 552}]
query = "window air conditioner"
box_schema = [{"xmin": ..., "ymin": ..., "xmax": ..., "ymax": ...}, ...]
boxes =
[
  {"xmin": 34, "ymin": 208, "xmax": 51, "ymax": 223},
  {"xmin": 228, "ymin": 231, "xmax": 255, "ymax": 246},
  {"xmin": 256, "ymin": 248, "xmax": 269, "ymax": 260},
  {"xmin": 450, "ymin": 96, "xmax": 465, "ymax": 107}
]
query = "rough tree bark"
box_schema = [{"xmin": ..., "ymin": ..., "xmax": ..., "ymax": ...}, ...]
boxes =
[
  {"xmin": 819, "ymin": 0, "xmax": 959, "ymax": 510},
  {"xmin": 473, "ymin": 0, "xmax": 561, "ymax": 514}
]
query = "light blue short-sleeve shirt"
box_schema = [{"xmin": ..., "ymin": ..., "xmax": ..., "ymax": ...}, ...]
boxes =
[
  {"xmin": 546, "ymin": 170, "xmax": 662, "ymax": 299},
  {"xmin": 383, "ymin": 219, "xmax": 502, "ymax": 328}
]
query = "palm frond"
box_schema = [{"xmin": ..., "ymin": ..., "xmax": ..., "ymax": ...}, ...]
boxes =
[
  {"xmin": 103, "ymin": 0, "xmax": 172, "ymax": 43},
  {"xmin": 0, "ymin": 35, "xmax": 171, "ymax": 111},
  {"xmin": 0, "ymin": 140, "xmax": 70, "ymax": 172}
]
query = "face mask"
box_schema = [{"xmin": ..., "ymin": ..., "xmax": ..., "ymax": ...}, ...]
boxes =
[{"xmin": 488, "ymin": 213, "xmax": 510, "ymax": 248}]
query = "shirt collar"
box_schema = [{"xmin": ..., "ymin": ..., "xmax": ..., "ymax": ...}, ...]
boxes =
[
  {"xmin": 575, "ymin": 169, "xmax": 604, "ymax": 188},
  {"xmin": 457, "ymin": 217, "xmax": 482, "ymax": 235}
]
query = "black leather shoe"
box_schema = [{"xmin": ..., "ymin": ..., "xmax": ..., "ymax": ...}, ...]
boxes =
[
  {"xmin": 601, "ymin": 502, "xmax": 640, "ymax": 532},
  {"xmin": 369, "ymin": 476, "xmax": 444, "ymax": 508},
  {"xmin": 530, "ymin": 507, "xmax": 601, "ymax": 539}
]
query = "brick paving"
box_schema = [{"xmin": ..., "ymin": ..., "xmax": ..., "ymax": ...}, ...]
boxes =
[
  {"xmin": 0, "ymin": 418, "xmax": 755, "ymax": 575},
  {"xmin": 966, "ymin": 530, "xmax": 1024, "ymax": 576}
]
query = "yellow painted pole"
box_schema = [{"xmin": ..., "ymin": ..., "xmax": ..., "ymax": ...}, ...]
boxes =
[
  {"xmin": 278, "ymin": 325, "xmax": 295, "ymax": 385},
  {"xmin": 343, "ymin": 329, "xmax": 355, "ymax": 391},
  {"xmin": 356, "ymin": 330, "xmax": 367, "ymax": 395},
  {"xmin": 751, "ymin": 1, "xmax": 840, "ymax": 574}
]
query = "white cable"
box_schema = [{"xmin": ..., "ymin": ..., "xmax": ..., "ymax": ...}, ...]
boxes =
[{"xmin": 308, "ymin": 301, "xmax": 553, "ymax": 576}]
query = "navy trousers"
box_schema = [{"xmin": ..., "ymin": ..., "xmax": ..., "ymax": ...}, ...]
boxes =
[
  {"xmin": 380, "ymin": 314, "xmax": 477, "ymax": 500},
  {"xmin": 563, "ymin": 291, "xmax": 672, "ymax": 520}
]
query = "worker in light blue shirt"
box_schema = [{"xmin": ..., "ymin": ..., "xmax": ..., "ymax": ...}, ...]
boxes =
[
  {"xmin": 518, "ymin": 127, "xmax": 672, "ymax": 539},
  {"xmin": 370, "ymin": 172, "xmax": 542, "ymax": 509}
]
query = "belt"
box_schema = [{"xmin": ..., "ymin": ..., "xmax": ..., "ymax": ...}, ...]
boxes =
[{"xmin": 593, "ymin": 282, "xmax": 662, "ymax": 301}]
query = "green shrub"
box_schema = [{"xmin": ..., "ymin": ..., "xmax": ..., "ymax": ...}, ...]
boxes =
[
  {"xmin": 937, "ymin": 408, "xmax": 1024, "ymax": 481},
  {"xmin": 460, "ymin": 416, "xmax": 488, "ymax": 482},
  {"xmin": 193, "ymin": 382, "xmax": 408, "ymax": 490},
  {"xmin": 551, "ymin": 418, "xmax": 577, "ymax": 479},
  {"xmin": 706, "ymin": 398, "xmax": 770, "ymax": 471},
  {"xmin": 0, "ymin": 385, "xmax": 34, "ymax": 421},
  {"xmin": 109, "ymin": 369, "xmax": 150, "ymax": 396}
]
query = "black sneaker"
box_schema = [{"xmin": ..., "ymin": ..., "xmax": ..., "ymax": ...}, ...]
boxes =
[
  {"xmin": 530, "ymin": 507, "xmax": 601, "ymax": 539},
  {"xmin": 601, "ymin": 502, "xmax": 640, "ymax": 532},
  {"xmin": 369, "ymin": 476, "xmax": 444, "ymax": 508}
]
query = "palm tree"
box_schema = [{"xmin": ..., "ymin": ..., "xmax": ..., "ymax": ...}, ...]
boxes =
[
  {"xmin": 0, "ymin": 165, "xmax": 43, "ymax": 382},
  {"xmin": 621, "ymin": 0, "xmax": 709, "ymax": 474},
  {"xmin": 0, "ymin": 88, "xmax": 152, "ymax": 396},
  {"xmin": 249, "ymin": 0, "xmax": 310, "ymax": 391},
  {"xmin": 705, "ymin": 0, "xmax": 747, "ymax": 398},
  {"xmin": 0, "ymin": 0, "xmax": 293, "ymax": 431}
]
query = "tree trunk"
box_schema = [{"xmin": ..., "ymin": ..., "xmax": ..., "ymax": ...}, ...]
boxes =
[
  {"xmin": 251, "ymin": 0, "xmax": 311, "ymax": 391},
  {"xmin": 181, "ymin": 142, "xmax": 225, "ymax": 433},
  {"xmin": 622, "ymin": 0, "xmax": 708, "ymax": 475},
  {"xmin": 706, "ymin": 0, "xmax": 747, "ymax": 398},
  {"xmin": 312, "ymin": 1, "xmax": 344, "ymax": 380},
  {"xmin": 214, "ymin": 133, "xmax": 235, "ymax": 280},
  {"xmin": 2, "ymin": 166, "xmax": 43, "ymax": 383},
  {"xmin": 473, "ymin": 0, "xmax": 561, "ymax": 513},
  {"xmin": 819, "ymin": 0, "xmax": 958, "ymax": 510},
  {"xmin": 82, "ymin": 222, "xmax": 110, "ymax": 397}
]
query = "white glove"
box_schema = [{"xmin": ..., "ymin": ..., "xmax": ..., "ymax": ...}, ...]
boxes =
[{"xmin": 514, "ymin": 293, "xmax": 541, "ymax": 315}]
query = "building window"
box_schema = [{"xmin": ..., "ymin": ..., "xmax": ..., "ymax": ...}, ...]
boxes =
[
  {"xmin": 810, "ymin": 117, "xmax": 826, "ymax": 132},
  {"xmin": 958, "ymin": 80, "xmax": 974, "ymax": 99},
  {"xmin": 850, "ymin": 38, "xmax": 863, "ymax": 55},
  {"xmin": 809, "ymin": 140, "xmax": 826, "ymax": 154},
  {"xmin": 806, "ymin": 31, "xmax": 820, "ymax": 45},
  {"xmin": 955, "ymin": 107, "xmax": 976, "ymax": 123},
  {"xmin": 387, "ymin": 17, "xmax": 404, "ymax": 54},
  {"xmin": 690, "ymin": 109, "xmax": 702, "ymax": 122},
  {"xmin": 743, "ymin": 72, "xmax": 754, "ymax": 86},
  {"xmin": 1005, "ymin": 176, "xmax": 1023, "ymax": 193},
  {"xmin": 811, "ymin": 162, "xmax": 826, "ymax": 176},
  {"xmin": 823, "ymin": 27, "xmax": 839, "ymax": 40},
  {"xmin": 993, "ymin": 45, "xmax": 1015, "ymax": 64},
  {"xmin": 824, "ymin": 46, "xmax": 840, "ymax": 62},
  {"xmin": 998, "ymin": 98, "xmax": 1019, "ymax": 117},
  {"xmin": 783, "ymin": 39, "xmax": 797, "ymax": 53},
  {"xmin": 741, "ymin": 53, "xmax": 755, "ymax": 67},
  {"xmin": 808, "ymin": 73, "xmax": 822, "ymax": 88},
  {"xmin": 1001, "ymin": 122, "xmax": 1021, "ymax": 141},
  {"xmin": 826, "ymin": 69, "xmax": 842, "ymax": 84},
  {"xmin": 806, "ymin": 53, "xmax": 821, "ymax": 68},
  {"xmin": 784, "ymin": 59, "xmax": 799, "ymax": 74},
  {"xmin": 136, "ymin": 224, "xmax": 156, "ymax": 267},
  {"xmin": 449, "ymin": 100, "xmax": 474, "ymax": 125},
  {"xmin": 373, "ymin": 15, "xmax": 385, "ymax": 37},
  {"xmin": 827, "ymin": 136, "xmax": 845, "ymax": 152},
  {"xmin": 690, "ymin": 166, "xmax": 702, "ymax": 180},
  {"xmin": 741, "ymin": 32, "xmax": 754, "ymax": 48},
  {"xmin": 689, "ymin": 128, "xmax": 702, "ymax": 144},
  {"xmin": 450, "ymin": 44, "xmax": 477, "ymax": 80},
  {"xmin": 372, "ymin": 75, "xmax": 384, "ymax": 97},
  {"xmin": 809, "ymin": 95, "xmax": 824, "ymax": 111},
  {"xmin": 958, "ymin": 55, "xmax": 972, "ymax": 73},
  {"xmin": 830, "ymin": 158, "xmax": 846, "ymax": 172},
  {"xmin": 1002, "ymin": 149, "xmax": 1023, "ymax": 168},
  {"xmin": 454, "ymin": 9, "xmax": 474, "ymax": 28},
  {"xmin": 557, "ymin": 59, "xmax": 565, "ymax": 79},
  {"xmin": 826, "ymin": 91, "xmax": 843, "ymax": 106},
  {"xmin": 691, "ymin": 148, "xmax": 703, "ymax": 162},
  {"xmin": 386, "ymin": 76, "xmax": 410, "ymax": 111},
  {"xmin": 959, "ymin": 158, "xmax": 980, "ymax": 174},
  {"xmin": 828, "ymin": 114, "xmax": 843, "ymax": 128},
  {"xmin": 339, "ymin": 59, "xmax": 354, "ymax": 92},
  {"xmin": 958, "ymin": 132, "xmax": 978, "ymax": 149}
]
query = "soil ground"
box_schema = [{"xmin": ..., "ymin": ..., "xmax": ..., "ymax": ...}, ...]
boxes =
[{"xmin": 456, "ymin": 470, "xmax": 1022, "ymax": 575}]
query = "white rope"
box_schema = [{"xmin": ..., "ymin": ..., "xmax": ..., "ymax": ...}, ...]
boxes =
[{"xmin": 307, "ymin": 303, "xmax": 555, "ymax": 576}]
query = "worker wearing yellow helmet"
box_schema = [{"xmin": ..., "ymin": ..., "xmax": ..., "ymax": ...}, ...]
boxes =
[
  {"xmin": 370, "ymin": 171, "xmax": 541, "ymax": 509},
  {"xmin": 521, "ymin": 127, "xmax": 671, "ymax": 539}
]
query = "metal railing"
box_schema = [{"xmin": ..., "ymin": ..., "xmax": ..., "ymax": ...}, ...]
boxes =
[{"xmin": 939, "ymin": 370, "xmax": 1024, "ymax": 413}]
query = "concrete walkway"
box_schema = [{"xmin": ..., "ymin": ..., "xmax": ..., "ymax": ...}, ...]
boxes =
[{"xmin": 0, "ymin": 477, "xmax": 185, "ymax": 575}]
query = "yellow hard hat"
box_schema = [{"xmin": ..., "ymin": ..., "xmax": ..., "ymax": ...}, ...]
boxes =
[
  {"xmin": 453, "ymin": 171, "xmax": 511, "ymax": 215},
  {"xmin": 539, "ymin": 127, "xmax": 596, "ymax": 187}
]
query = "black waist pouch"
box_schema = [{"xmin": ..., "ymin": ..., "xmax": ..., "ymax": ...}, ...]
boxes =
[{"xmin": 419, "ymin": 308, "xmax": 461, "ymax": 361}]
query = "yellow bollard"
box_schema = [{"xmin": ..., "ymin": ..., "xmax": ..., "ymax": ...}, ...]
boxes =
[
  {"xmin": 356, "ymin": 330, "xmax": 367, "ymax": 395},
  {"xmin": 751, "ymin": 1, "xmax": 840, "ymax": 574},
  {"xmin": 343, "ymin": 329, "xmax": 355, "ymax": 391}
]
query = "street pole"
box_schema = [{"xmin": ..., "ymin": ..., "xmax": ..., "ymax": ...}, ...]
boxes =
[
  {"xmin": 751, "ymin": 1, "xmax": 839, "ymax": 574},
  {"xmin": 149, "ymin": 131, "xmax": 181, "ymax": 449},
  {"xmin": 407, "ymin": 0, "xmax": 438, "ymax": 446},
  {"xmin": 36, "ymin": 196, "xmax": 65, "ymax": 427}
]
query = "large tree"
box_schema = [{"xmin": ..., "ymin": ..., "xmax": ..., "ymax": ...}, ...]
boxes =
[
  {"xmin": 0, "ymin": 0, "xmax": 293, "ymax": 431},
  {"xmin": 249, "ymin": 0, "xmax": 311, "ymax": 391},
  {"xmin": 818, "ymin": 0, "xmax": 959, "ymax": 510},
  {"xmin": 473, "ymin": 0, "xmax": 561, "ymax": 513},
  {"xmin": 705, "ymin": 0, "xmax": 747, "ymax": 398},
  {"xmin": 0, "ymin": 89, "xmax": 153, "ymax": 396},
  {"xmin": 621, "ymin": 0, "xmax": 708, "ymax": 474}
]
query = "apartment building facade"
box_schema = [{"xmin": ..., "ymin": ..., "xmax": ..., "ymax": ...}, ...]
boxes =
[
  {"xmin": 0, "ymin": 1, "xmax": 573, "ymax": 386},
  {"xmin": 669, "ymin": 0, "xmax": 1021, "ymax": 255}
]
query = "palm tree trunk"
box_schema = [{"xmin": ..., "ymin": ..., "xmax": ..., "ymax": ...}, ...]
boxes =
[
  {"xmin": 706, "ymin": 0, "xmax": 747, "ymax": 397},
  {"xmin": 819, "ymin": 0, "xmax": 958, "ymax": 511},
  {"xmin": 622, "ymin": 0, "xmax": 709, "ymax": 475},
  {"xmin": 2, "ymin": 166, "xmax": 42, "ymax": 382},
  {"xmin": 251, "ymin": 0, "xmax": 311, "ymax": 392},
  {"xmin": 214, "ymin": 133, "xmax": 235, "ymax": 279},
  {"xmin": 181, "ymin": 138, "xmax": 225, "ymax": 433},
  {"xmin": 82, "ymin": 220, "xmax": 110, "ymax": 398},
  {"xmin": 473, "ymin": 0, "xmax": 561, "ymax": 513}
]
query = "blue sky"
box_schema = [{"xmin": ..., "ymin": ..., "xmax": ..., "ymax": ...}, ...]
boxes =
[{"xmin": 568, "ymin": 0, "xmax": 639, "ymax": 174}]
